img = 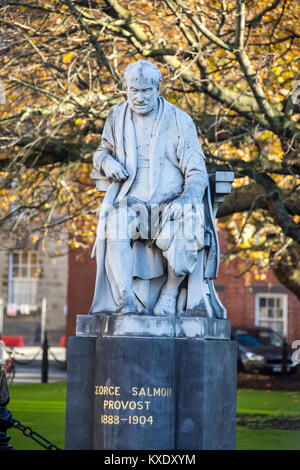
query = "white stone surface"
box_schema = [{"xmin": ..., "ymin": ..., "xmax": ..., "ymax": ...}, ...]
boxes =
[{"xmin": 76, "ymin": 314, "xmax": 231, "ymax": 340}]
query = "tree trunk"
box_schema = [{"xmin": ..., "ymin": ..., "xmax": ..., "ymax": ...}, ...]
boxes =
[{"xmin": 273, "ymin": 244, "xmax": 300, "ymax": 301}]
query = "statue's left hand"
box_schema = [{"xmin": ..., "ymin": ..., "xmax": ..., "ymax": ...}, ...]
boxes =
[
  {"xmin": 168, "ymin": 194, "xmax": 191, "ymax": 219},
  {"xmin": 169, "ymin": 185, "xmax": 204, "ymax": 219}
]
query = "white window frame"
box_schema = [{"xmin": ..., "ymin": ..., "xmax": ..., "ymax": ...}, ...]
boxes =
[
  {"xmin": 255, "ymin": 293, "xmax": 288, "ymax": 338},
  {"xmin": 8, "ymin": 250, "xmax": 40, "ymax": 313}
]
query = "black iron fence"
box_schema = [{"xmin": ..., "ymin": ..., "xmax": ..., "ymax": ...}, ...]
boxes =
[
  {"xmin": 0, "ymin": 365, "xmax": 62, "ymax": 450},
  {"xmin": 1, "ymin": 331, "xmax": 66, "ymax": 385}
]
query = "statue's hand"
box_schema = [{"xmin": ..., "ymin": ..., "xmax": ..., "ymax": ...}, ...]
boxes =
[
  {"xmin": 102, "ymin": 155, "xmax": 129, "ymax": 182},
  {"xmin": 169, "ymin": 186, "xmax": 204, "ymax": 219},
  {"xmin": 169, "ymin": 194, "xmax": 191, "ymax": 219}
]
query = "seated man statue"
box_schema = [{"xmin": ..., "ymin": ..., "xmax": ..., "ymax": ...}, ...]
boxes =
[{"xmin": 89, "ymin": 60, "xmax": 220, "ymax": 317}]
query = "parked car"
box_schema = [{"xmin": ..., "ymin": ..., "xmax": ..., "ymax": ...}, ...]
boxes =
[{"xmin": 231, "ymin": 326, "xmax": 298, "ymax": 375}]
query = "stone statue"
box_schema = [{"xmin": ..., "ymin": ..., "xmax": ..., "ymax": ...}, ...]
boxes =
[{"xmin": 89, "ymin": 60, "xmax": 225, "ymax": 319}]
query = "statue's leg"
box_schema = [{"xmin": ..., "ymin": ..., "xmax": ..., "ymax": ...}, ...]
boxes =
[
  {"xmin": 106, "ymin": 240, "xmax": 138, "ymax": 314},
  {"xmin": 106, "ymin": 204, "xmax": 138, "ymax": 314},
  {"xmin": 153, "ymin": 264, "xmax": 185, "ymax": 316}
]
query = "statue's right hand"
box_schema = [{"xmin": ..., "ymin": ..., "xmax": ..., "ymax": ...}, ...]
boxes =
[{"xmin": 102, "ymin": 155, "xmax": 129, "ymax": 182}]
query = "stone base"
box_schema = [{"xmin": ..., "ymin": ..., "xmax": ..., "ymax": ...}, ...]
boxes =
[
  {"xmin": 65, "ymin": 336, "xmax": 237, "ymax": 450},
  {"xmin": 76, "ymin": 313, "xmax": 231, "ymax": 340}
]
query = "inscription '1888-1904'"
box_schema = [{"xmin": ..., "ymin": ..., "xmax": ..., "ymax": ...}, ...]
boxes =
[{"xmin": 94, "ymin": 384, "xmax": 172, "ymax": 426}]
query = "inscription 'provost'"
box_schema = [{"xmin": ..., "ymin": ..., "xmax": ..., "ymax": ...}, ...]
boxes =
[{"xmin": 103, "ymin": 400, "xmax": 151, "ymax": 411}]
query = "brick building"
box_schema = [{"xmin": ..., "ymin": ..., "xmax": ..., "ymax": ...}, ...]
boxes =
[
  {"xmin": 216, "ymin": 259, "xmax": 300, "ymax": 345},
  {"xmin": 0, "ymin": 235, "xmax": 68, "ymax": 345},
  {"xmin": 66, "ymin": 235, "xmax": 300, "ymax": 345},
  {"xmin": 1, "ymin": 231, "xmax": 298, "ymax": 346}
]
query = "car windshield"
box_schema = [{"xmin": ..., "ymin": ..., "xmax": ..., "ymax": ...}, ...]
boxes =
[{"xmin": 235, "ymin": 330, "xmax": 284, "ymax": 347}]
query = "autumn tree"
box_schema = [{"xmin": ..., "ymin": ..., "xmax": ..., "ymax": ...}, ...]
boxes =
[{"xmin": 0, "ymin": 1, "xmax": 299, "ymax": 297}]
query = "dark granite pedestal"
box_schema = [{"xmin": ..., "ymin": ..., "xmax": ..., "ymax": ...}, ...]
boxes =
[{"xmin": 65, "ymin": 335, "xmax": 237, "ymax": 450}]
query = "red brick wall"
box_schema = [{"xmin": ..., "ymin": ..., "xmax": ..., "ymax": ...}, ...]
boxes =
[
  {"xmin": 216, "ymin": 258, "xmax": 300, "ymax": 344},
  {"xmin": 66, "ymin": 247, "xmax": 96, "ymax": 338},
  {"xmin": 217, "ymin": 258, "xmax": 255, "ymax": 328},
  {"xmin": 215, "ymin": 228, "xmax": 300, "ymax": 344}
]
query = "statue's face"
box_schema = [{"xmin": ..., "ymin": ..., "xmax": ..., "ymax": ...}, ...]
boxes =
[{"xmin": 126, "ymin": 74, "xmax": 159, "ymax": 115}]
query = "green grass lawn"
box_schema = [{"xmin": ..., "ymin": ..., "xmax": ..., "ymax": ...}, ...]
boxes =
[
  {"xmin": 236, "ymin": 427, "xmax": 300, "ymax": 450},
  {"xmin": 236, "ymin": 388, "xmax": 300, "ymax": 450},
  {"xmin": 5, "ymin": 382, "xmax": 300, "ymax": 450},
  {"xmin": 7, "ymin": 382, "xmax": 66, "ymax": 451},
  {"xmin": 237, "ymin": 388, "xmax": 300, "ymax": 416}
]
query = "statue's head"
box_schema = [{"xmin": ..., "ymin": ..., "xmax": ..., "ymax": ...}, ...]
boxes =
[{"xmin": 123, "ymin": 60, "xmax": 161, "ymax": 115}]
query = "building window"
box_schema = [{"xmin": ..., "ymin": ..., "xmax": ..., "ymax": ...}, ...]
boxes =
[
  {"xmin": 255, "ymin": 294, "xmax": 287, "ymax": 337},
  {"xmin": 7, "ymin": 251, "xmax": 41, "ymax": 316}
]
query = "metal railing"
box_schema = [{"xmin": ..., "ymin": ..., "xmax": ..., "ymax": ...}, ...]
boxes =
[{"xmin": 0, "ymin": 365, "xmax": 62, "ymax": 450}]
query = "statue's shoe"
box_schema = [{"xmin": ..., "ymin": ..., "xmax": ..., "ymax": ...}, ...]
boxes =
[
  {"xmin": 137, "ymin": 307, "xmax": 148, "ymax": 315},
  {"xmin": 153, "ymin": 294, "xmax": 177, "ymax": 316},
  {"xmin": 117, "ymin": 291, "xmax": 138, "ymax": 315}
]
